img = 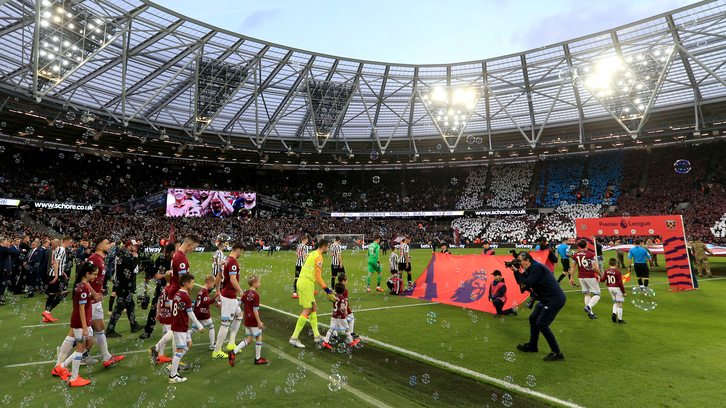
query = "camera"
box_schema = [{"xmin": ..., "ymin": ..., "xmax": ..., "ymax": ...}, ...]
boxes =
[{"xmin": 504, "ymin": 258, "xmax": 521, "ymax": 269}]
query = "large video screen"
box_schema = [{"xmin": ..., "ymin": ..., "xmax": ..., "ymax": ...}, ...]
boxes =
[{"xmin": 166, "ymin": 189, "xmax": 256, "ymax": 218}]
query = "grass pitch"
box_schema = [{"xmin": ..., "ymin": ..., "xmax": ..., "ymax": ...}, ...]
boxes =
[{"xmin": 1, "ymin": 248, "xmax": 725, "ymax": 407}]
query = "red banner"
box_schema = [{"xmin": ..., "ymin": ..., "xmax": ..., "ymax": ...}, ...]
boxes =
[{"xmin": 400, "ymin": 251, "xmax": 557, "ymax": 314}]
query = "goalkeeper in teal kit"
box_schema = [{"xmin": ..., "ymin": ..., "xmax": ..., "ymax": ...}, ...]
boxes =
[{"xmin": 365, "ymin": 236, "xmax": 383, "ymax": 292}]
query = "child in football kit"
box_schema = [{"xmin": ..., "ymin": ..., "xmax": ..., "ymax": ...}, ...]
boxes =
[
  {"xmin": 601, "ymin": 258, "xmax": 628, "ymax": 324},
  {"xmin": 167, "ymin": 274, "xmax": 205, "ymax": 384},
  {"xmin": 322, "ymin": 283, "xmax": 360, "ymax": 349},
  {"xmin": 53, "ymin": 262, "xmax": 98, "ymax": 387},
  {"xmin": 228, "ymin": 275, "xmax": 270, "ymax": 367},
  {"xmin": 190, "ymin": 275, "xmax": 217, "ymax": 349},
  {"xmin": 489, "ymin": 270, "xmax": 518, "ymax": 317},
  {"xmin": 149, "ymin": 285, "xmax": 175, "ymax": 364},
  {"xmin": 338, "ymin": 274, "xmax": 357, "ymax": 339}
]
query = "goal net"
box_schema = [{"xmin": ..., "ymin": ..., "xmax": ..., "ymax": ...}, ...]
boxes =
[{"xmin": 317, "ymin": 234, "xmax": 365, "ymax": 250}]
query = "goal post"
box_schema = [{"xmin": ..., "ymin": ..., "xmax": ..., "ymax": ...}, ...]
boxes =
[{"xmin": 317, "ymin": 234, "xmax": 365, "ymax": 250}]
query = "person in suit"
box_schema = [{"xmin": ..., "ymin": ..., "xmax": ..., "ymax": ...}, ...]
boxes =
[
  {"xmin": 0, "ymin": 236, "xmax": 24, "ymax": 306},
  {"xmin": 9, "ymin": 238, "xmax": 23, "ymax": 294},
  {"xmin": 24, "ymin": 239, "xmax": 43, "ymax": 298}
]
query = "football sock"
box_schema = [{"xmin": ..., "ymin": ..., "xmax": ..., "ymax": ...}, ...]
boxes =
[
  {"xmin": 637, "ymin": 278, "xmax": 643, "ymax": 286},
  {"xmin": 232, "ymin": 340, "xmax": 248, "ymax": 354},
  {"xmin": 214, "ymin": 323, "xmax": 230, "ymax": 353},
  {"xmin": 71, "ymin": 351, "xmax": 83, "ymax": 380},
  {"xmin": 348, "ymin": 314, "xmax": 355, "ymax": 333},
  {"xmin": 324, "ymin": 329, "xmax": 333, "ymax": 343},
  {"xmin": 108, "ymin": 295, "xmax": 115, "ymax": 312},
  {"xmin": 50, "ymin": 294, "xmax": 63, "ymax": 311},
  {"xmin": 407, "ymin": 273, "xmax": 412, "ymax": 283},
  {"xmin": 330, "ymin": 277, "xmax": 335, "ymax": 288},
  {"xmin": 207, "ymin": 325, "xmax": 216, "ymax": 345},
  {"xmin": 310, "ymin": 312, "xmax": 320, "ymax": 337},
  {"xmin": 255, "ymin": 342, "xmax": 262, "ymax": 360},
  {"xmin": 291, "ymin": 314, "xmax": 307, "ymax": 339},
  {"xmin": 156, "ymin": 330, "xmax": 173, "ymax": 355},
  {"xmin": 58, "ymin": 336, "xmax": 75, "ymax": 366},
  {"xmin": 94, "ymin": 332, "xmax": 113, "ymax": 361},
  {"xmin": 170, "ymin": 349, "xmax": 186, "ymax": 377},
  {"xmin": 377, "ymin": 274, "xmax": 382, "ymax": 287},
  {"xmin": 616, "ymin": 306, "xmax": 623, "ymax": 320},
  {"xmin": 45, "ymin": 296, "xmax": 54, "ymax": 313},
  {"xmin": 292, "ymin": 277, "xmax": 297, "ymax": 293},
  {"xmin": 346, "ymin": 332, "xmax": 354, "ymax": 343},
  {"xmin": 612, "ymin": 303, "xmax": 618, "ymax": 314},
  {"xmin": 588, "ymin": 295, "xmax": 600, "ymax": 309},
  {"xmin": 366, "ymin": 274, "xmax": 371, "ymax": 287},
  {"xmin": 229, "ymin": 318, "xmax": 242, "ymax": 344},
  {"xmin": 643, "ymin": 279, "xmax": 649, "ymax": 287},
  {"xmin": 557, "ymin": 274, "xmax": 566, "ymax": 283},
  {"xmin": 584, "ymin": 294, "xmax": 591, "ymax": 307}
]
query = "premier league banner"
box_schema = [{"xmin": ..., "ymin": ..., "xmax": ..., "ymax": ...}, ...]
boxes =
[
  {"xmin": 165, "ymin": 189, "xmax": 257, "ymax": 218},
  {"xmin": 401, "ymin": 251, "xmax": 557, "ymax": 315}
]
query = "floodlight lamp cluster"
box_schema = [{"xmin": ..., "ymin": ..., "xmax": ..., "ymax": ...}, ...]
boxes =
[
  {"xmin": 422, "ymin": 87, "xmax": 478, "ymax": 136},
  {"xmin": 35, "ymin": 0, "xmax": 116, "ymax": 91},
  {"xmin": 196, "ymin": 58, "xmax": 248, "ymax": 125},
  {"xmin": 306, "ymin": 81, "xmax": 355, "ymax": 138}
]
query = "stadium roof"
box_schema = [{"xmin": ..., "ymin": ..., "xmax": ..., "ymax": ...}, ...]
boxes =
[{"xmin": 1, "ymin": 0, "xmax": 726, "ymax": 167}]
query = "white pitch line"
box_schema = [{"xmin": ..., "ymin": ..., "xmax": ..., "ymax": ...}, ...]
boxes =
[
  {"xmin": 3, "ymin": 342, "xmax": 212, "ymax": 368},
  {"xmin": 261, "ymin": 303, "xmax": 585, "ymax": 408},
  {"xmin": 281, "ymin": 353, "xmax": 393, "ymax": 408},
  {"xmin": 317, "ymin": 301, "xmax": 439, "ymax": 316},
  {"xmin": 561, "ymin": 276, "xmax": 726, "ymax": 293},
  {"xmin": 21, "ymin": 317, "xmax": 130, "ymax": 329}
]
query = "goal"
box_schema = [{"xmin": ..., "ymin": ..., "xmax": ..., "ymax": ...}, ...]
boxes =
[{"xmin": 316, "ymin": 234, "xmax": 365, "ymax": 250}]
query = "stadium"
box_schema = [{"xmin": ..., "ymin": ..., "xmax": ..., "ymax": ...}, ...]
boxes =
[{"xmin": 0, "ymin": 0, "xmax": 725, "ymax": 406}]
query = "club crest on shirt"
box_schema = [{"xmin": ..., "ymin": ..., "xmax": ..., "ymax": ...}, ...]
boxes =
[{"xmin": 666, "ymin": 220, "xmax": 677, "ymax": 230}]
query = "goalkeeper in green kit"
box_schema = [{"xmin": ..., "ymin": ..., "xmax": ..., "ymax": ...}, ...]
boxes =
[{"xmin": 366, "ymin": 236, "xmax": 384, "ymax": 292}]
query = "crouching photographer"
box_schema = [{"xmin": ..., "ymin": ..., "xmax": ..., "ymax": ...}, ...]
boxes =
[{"xmin": 508, "ymin": 252, "xmax": 567, "ymax": 362}]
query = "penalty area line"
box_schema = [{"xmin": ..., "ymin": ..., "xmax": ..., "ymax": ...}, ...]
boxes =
[
  {"xmin": 280, "ymin": 353, "xmax": 393, "ymax": 408},
  {"xmin": 261, "ymin": 303, "xmax": 585, "ymax": 408}
]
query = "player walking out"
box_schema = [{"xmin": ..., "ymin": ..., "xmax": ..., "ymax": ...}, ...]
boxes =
[
  {"xmin": 292, "ymin": 236, "xmax": 309, "ymax": 299},
  {"xmin": 53, "ymin": 262, "xmax": 98, "ymax": 387},
  {"xmin": 366, "ymin": 236, "xmax": 383, "ymax": 292},
  {"xmin": 167, "ymin": 274, "xmax": 205, "ymax": 384},
  {"xmin": 167, "ymin": 236, "xmax": 200, "ymax": 299},
  {"xmin": 212, "ymin": 243, "xmax": 226, "ymax": 278},
  {"xmin": 322, "ymin": 282, "xmax": 360, "ymax": 350},
  {"xmin": 139, "ymin": 243, "xmax": 175, "ymax": 339},
  {"xmin": 289, "ymin": 239, "xmax": 335, "ymax": 348},
  {"xmin": 191, "ymin": 275, "xmax": 217, "ymax": 348},
  {"xmin": 601, "ymin": 258, "xmax": 627, "ymax": 324},
  {"xmin": 330, "ymin": 237, "xmax": 344, "ymax": 288},
  {"xmin": 338, "ymin": 274, "xmax": 357, "ymax": 338},
  {"xmin": 399, "ymin": 237, "xmax": 412, "ymax": 286},
  {"xmin": 228, "ymin": 275, "xmax": 270, "ymax": 366},
  {"xmin": 43, "ymin": 236, "xmax": 72, "ymax": 322},
  {"xmin": 628, "ymin": 240, "xmax": 652, "ymax": 288},
  {"xmin": 212, "ymin": 242, "xmax": 245, "ymax": 359},
  {"xmin": 573, "ymin": 240, "xmax": 603, "ymax": 320},
  {"xmin": 691, "ymin": 237, "xmax": 714, "ymax": 277}
]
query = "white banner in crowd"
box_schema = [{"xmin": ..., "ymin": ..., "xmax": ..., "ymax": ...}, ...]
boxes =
[{"xmin": 331, "ymin": 211, "xmax": 464, "ymax": 218}]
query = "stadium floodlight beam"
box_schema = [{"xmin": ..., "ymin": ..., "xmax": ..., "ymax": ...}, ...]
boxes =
[
  {"xmin": 31, "ymin": 0, "xmax": 146, "ymax": 100},
  {"xmin": 419, "ymin": 86, "xmax": 481, "ymax": 153}
]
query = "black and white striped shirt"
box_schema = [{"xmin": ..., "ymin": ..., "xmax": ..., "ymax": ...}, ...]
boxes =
[
  {"xmin": 389, "ymin": 253, "xmax": 399, "ymax": 271},
  {"xmin": 399, "ymin": 243, "xmax": 409, "ymax": 263},
  {"xmin": 330, "ymin": 243, "xmax": 341, "ymax": 267},
  {"xmin": 295, "ymin": 244, "xmax": 308, "ymax": 267},
  {"xmin": 50, "ymin": 246, "xmax": 66, "ymax": 277}
]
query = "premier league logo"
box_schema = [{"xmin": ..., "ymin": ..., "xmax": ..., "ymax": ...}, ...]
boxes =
[
  {"xmin": 620, "ymin": 219, "xmax": 629, "ymax": 230},
  {"xmin": 666, "ymin": 220, "xmax": 677, "ymax": 230},
  {"xmin": 450, "ymin": 269, "xmax": 488, "ymax": 303}
]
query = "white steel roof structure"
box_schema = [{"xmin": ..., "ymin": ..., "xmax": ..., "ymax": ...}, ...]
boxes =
[{"xmin": 1, "ymin": 0, "xmax": 726, "ymax": 166}]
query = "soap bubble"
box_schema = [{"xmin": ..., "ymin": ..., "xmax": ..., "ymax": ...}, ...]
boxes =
[
  {"xmin": 370, "ymin": 151, "xmax": 379, "ymax": 160},
  {"xmin": 466, "ymin": 135, "xmax": 475, "ymax": 144},
  {"xmin": 630, "ymin": 287, "xmax": 658, "ymax": 311},
  {"xmin": 582, "ymin": 179, "xmax": 589, "ymax": 186},
  {"xmin": 436, "ymin": 144, "xmax": 442, "ymax": 150},
  {"xmin": 342, "ymin": 180, "xmax": 347, "ymax": 185},
  {"xmin": 492, "ymin": 394, "xmax": 498, "ymax": 401},
  {"xmin": 433, "ymin": 392, "xmax": 439, "ymax": 399},
  {"xmin": 402, "ymin": 197, "xmax": 410, "ymax": 204},
  {"xmin": 409, "ymin": 376, "xmax": 417, "ymax": 386},
  {"xmin": 66, "ymin": 112, "xmax": 76, "ymax": 121},
  {"xmin": 422, "ymin": 373, "xmax": 430, "ymax": 384},
  {"xmin": 25, "ymin": 126, "xmax": 34, "ymax": 135},
  {"xmin": 526, "ymin": 374, "xmax": 536, "ymax": 387},
  {"xmin": 217, "ymin": 233, "xmax": 231, "ymax": 242},
  {"xmin": 426, "ymin": 312, "xmax": 437, "ymax": 324},
  {"xmin": 451, "ymin": 178, "xmax": 457, "ymax": 185},
  {"xmin": 475, "ymin": 137, "xmax": 483, "ymax": 144},
  {"xmin": 328, "ymin": 374, "xmax": 342, "ymax": 391},
  {"xmin": 372, "ymin": 176, "xmax": 380, "ymax": 184},
  {"xmin": 674, "ymin": 159, "xmax": 691, "ymax": 174},
  {"xmin": 503, "ymin": 351, "xmax": 516, "ymax": 362},
  {"xmin": 502, "ymin": 393, "xmax": 513, "ymax": 407},
  {"xmin": 558, "ymin": 66, "xmax": 578, "ymax": 83},
  {"xmin": 317, "ymin": 183, "xmax": 323, "ymax": 189}
]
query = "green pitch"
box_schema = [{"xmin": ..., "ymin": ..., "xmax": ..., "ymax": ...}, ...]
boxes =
[{"xmin": 1, "ymin": 248, "xmax": 725, "ymax": 407}]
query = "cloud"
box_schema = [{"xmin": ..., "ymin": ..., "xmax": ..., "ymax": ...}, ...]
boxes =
[
  {"xmin": 511, "ymin": 1, "xmax": 667, "ymax": 51},
  {"xmin": 239, "ymin": 8, "xmax": 282, "ymax": 31}
]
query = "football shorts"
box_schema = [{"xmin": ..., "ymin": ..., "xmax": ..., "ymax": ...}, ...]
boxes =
[
  {"xmin": 296, "ymin": 278, "xmax": 315, "ymax": 309},
  {"xmin": 220, "ymin": 296, "xmax": 241, "ymax": 320},
  {"xmin": 579, "ymin": 277, "xmax": 601, "ymax": 295},
  {"xmin": 72, "ymin": 327, "xmax": 93, "ymax": 341},
  {"xmin": 560, "ymin": 258, "xmax": 571, "ymax": 271},
  {"xmin": 634, "ymin": 263, "xmax": 649, "ymax": 278},
  {"xmin": 91, "ymin": 301, "xmax": 104, "ymax": 320},
  {"xmin": 367, "ymin": 261, "xmax": 381, "ymax": 274},
  {"xmin": 608, "ymin": 287, "xmax": 625, "ymax": 303},
  {"xmin": 244, "ymin": 326, "xmax": 263, "ymax": 338},
  {"xmin": 173, "ymin": 331, "xmax": 192, "ymax": 348},
  {"xmin": 329, "ymin": 317, "xmax": 350, "ymax": 332}
]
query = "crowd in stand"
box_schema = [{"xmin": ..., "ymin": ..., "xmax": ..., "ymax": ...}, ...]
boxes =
[
  {"xmin": 536, "ymin": 156, "xmax": 587, "ymax": 207},
  {"xmin": 486, "ymin": 162, "xmax": 534, "ymax": 209},
  {"xmin": 582, "ymin": 152, "xmax": 624, "ymax": 205},
  {"xmin": 458, "ymin": 168, "xmax": 487, "ymax": 209},
  {"xmin": 535, "ymin": 204, "xmax": 603, "ymax": 242}
]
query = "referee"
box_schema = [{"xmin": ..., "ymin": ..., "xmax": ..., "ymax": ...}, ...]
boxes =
[{"xmin": 628, "ymin": 239, "xmax": 652, "ymax": 288}]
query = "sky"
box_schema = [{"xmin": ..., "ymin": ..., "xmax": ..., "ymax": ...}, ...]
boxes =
[{"xmin": 153, "ymin": 0, "xmax": 698, "ymax": 65}]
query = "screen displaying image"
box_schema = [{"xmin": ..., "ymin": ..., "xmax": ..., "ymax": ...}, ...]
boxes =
[{"xmin": 166, "ymin": 189, "xmax": 256, "ymax": 218}]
